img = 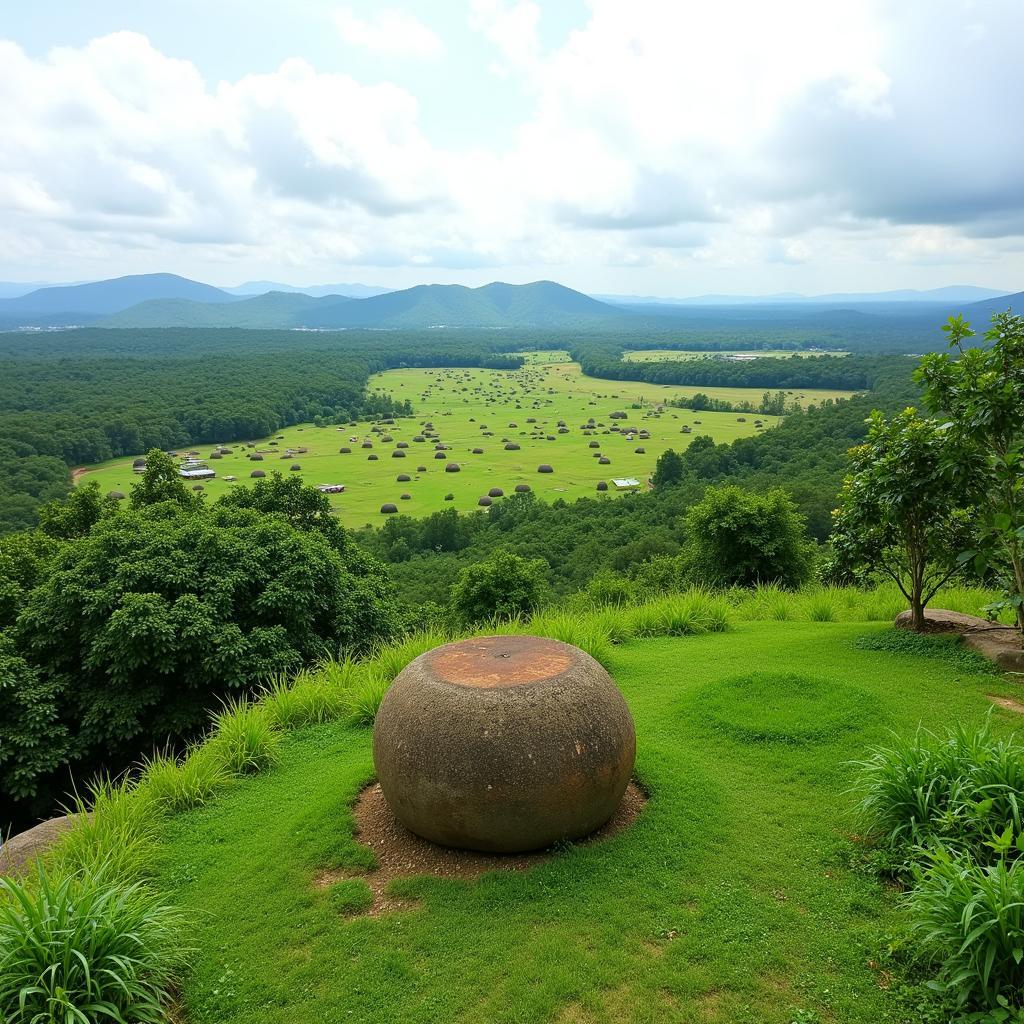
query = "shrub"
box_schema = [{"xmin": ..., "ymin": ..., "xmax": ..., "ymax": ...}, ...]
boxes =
[
  {"xmin": 450, "ymin": 548, "xmax": 549, "ymax": 623},
  {"xmin": 684, "ymin": 484, "xmax": 813, "ymax": 588},
  {"xmin": 0, "ymin": 864, "xmax": 186, "ymax": 1024},
  {"xmin": 852, "ymin": 721, "xmax": 1024, "ymax": 866},
  {"xmin": 908, "ymin": 850, "xmax": 1024, "ymax": 1011},
  {"xmin": 209, "ymin": 699, "xmax": 282, "ymax": 776},
  {"xmin": 583, "ymin": 569, "xmax": 637, "ymax": 607}
]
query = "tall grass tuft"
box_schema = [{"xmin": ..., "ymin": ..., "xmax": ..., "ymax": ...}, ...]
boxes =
[
  {"xmin": 0, "ymin": 864, "xmax": 187, "ymax": 1024},
  {"xmin": 261, "ymin": 670, "xmax": 350, "ymax": 730},
  {"xmin": 626, "ymin": 590, "xmax": 732, "ymax": 638},
  {"xmin": 209, "ymin": 698, "xmax": 281, "ymax": 776},
  {"xmin": 740, "ymin": 582, "xmax": 794, "ymax": 621},
  {"xmin": 49, "ymin": 777, "xmax": 162, "ymax": 884},
  {"xmin": 852, "ymin": 720, "xmax": 1024, "ymax": 865},
  {"xmin": 368, "ymin": 628, "xmax": 451, "ymax": 683},
  {"xmin": 800, "ymin": 586, "xmax": 842, "ymax": 623},
  {"xmin": 529, "ymin": 611, "xmax": 613, "ymax": 667},
  {"xmin": 138, "ymin": 745, "xmax": 229, "ymax": 814},
  {"xmin": 590, "ymin": 606, "xmax": 637, "ymax": 645},
  {"xmin": 908, "ymin": 850, "xmax": 1024, "ymax": 1011},
  {"xmin": 342, "ymin": 669, "xmax": 391, "ymax": 726}
]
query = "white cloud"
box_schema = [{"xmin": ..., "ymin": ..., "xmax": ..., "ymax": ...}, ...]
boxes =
[
  {"xmin": 1, "ymin": 2, "xmax": 1023, "ymax": 290},
  {"xmin": 332, "ymin": 7, "xmax": 442, "ymax": 58},
  {"xmin": 469, "ymin": 0, "xmax": 540, "ymax": 72}
]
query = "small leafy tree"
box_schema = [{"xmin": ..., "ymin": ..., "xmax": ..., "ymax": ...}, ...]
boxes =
[
  {"xmin": 652, "ymin": 449, "xmax": 685, "ymax": 487},
  {"xmin": 917, "ymin": 312, "xmax": 1024, "ymax": 631},
  {"xmin": 830, "ymin": 409, "xmax": 974, "ymax": 630},
  {"xmin": 684, "ymin": 484, "xmax": 812, "ymax": 587},
  {"xmin": 450, "ymin": 548, "xmax": 548, "ymax": 623},
  {"xmin": 37, "ymin": 481, "xmax": 110, "ymax": 540},
  {"xmin": 130, "ymin": 448, "xmax": 200, "ymax": 509}
]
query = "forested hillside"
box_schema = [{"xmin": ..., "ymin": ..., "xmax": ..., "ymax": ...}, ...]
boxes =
[{"xmin": 0, "ymin": 329, "xmax": 522, "ymax": 532}]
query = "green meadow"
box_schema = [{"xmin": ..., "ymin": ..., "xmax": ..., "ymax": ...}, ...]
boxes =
[{"xmin": 76, "ymin": 357, "xmax": 855, "ymax": 528}]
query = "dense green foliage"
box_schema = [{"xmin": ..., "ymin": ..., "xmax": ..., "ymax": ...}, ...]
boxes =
[
  {"xmin": 0, "ymin": 865, "xmax": 186, "ymax": 1024},
  {"xmin": 918, "ymin": 312, "xmax": 1024, "ymax": 630},
  {"xmin": 577, "ymin": 345, "xmax": 889, "ymax": 391},
  {"xmin": 0, "ymin": 474, "xmax": 396, "ymax": 825},
  {"xmin": 682, "ymin": 484, "xmax": 812, "ymax": 587},
  {"xmin": 831, "ymin": 409, "xmax": 974, "ymax": 628},
  {"xmin": 450, "ymin": 547, "xmax": 549, "ymax": 623}
]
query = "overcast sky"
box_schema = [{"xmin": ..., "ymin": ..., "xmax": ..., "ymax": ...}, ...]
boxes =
[{"xmin": 1, "ymin": 0, "xmax": 1021, "ymax": 296}]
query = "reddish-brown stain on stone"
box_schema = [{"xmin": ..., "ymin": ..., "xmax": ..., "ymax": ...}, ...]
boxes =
[{"xmin": 427, "ymin": 635, "xmax": 574, "ymax": 688}]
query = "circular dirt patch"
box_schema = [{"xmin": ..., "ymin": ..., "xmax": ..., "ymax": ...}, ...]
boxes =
[
  {"xmin": 696, "ymin": 672, "xmax": 875, "ymax": 744},
  {"xmin": 315, "ymin": 780, "xmax": 647, "ymax": 916}
]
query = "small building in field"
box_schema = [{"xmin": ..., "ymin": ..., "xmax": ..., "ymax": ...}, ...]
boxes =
[
  {"xmin": 316, "ymin": 484, "xmax": 346, "ymax": 494},
  {"xmin": 179, "ymin": 468, "xmax": 215, "ymax": 480},
  {"xmin": 611, "ymin": 478, "xmax": 640, "ymax": 491}
]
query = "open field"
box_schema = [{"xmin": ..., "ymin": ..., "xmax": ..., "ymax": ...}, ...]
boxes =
[
  {"xmin": 76, "ymin": 358, "xmax": 855, "ymax": 527},
  {"xmin": 623, "ymin": 348, "xmax": 849, "ymax": 361},
  {"xmin": 154, "ymin": 619, "xmax": 1018, "ymax": 1024}
]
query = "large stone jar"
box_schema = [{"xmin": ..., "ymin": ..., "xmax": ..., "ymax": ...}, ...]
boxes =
[{"xmin": 373, "ymin": 635, "xmax": 636, "ymax": 853}]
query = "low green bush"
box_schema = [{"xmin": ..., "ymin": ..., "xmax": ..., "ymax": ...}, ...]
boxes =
[
  {"xmin": 852, "ymin": 721, "xmax": 1024, "ymax": 866},
  {"xmin": 908, "ymin": 850, "xmax": 1024, "ymax": 1012},
  {"xmin": 855, "ymin": 628, "xmax": 999, "ymax": 676},
  {"xmin": 0, "ymin": 864, "xmax": 186, "ymax": 1024}
]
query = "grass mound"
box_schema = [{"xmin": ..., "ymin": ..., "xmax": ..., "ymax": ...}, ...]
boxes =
[
  {"xmin": 854, "ymin": 626, "xmax": 1000, "ymax": 674},
  {"xmin": 696, "ymin": 671, "xmax": 876, "ymax": 744}
]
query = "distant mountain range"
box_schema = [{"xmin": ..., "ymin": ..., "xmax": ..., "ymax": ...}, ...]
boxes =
[
  {"xmin": 597, "ymin": 285, "xmax": 1008, "ymax": 306},
  {"xmin": 104, "ymin": 281, "xmax": 631, "ymax": 330},
  {"xmin": 0, "ymin": 272, "xmax": 1017, "ymax": 331},
  {"xmin": 0, "ymin": 273, "xmax": 234, "ymax": 319},
  {"xmin": 224, "ymin": 280, "xmax": 390, "ymax": 298},
  {"xmin": 101, "ymin": 291, "xmax": 351, "ymax": 329}
]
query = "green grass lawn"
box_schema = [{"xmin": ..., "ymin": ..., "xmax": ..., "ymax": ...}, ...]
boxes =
[
  {"xmin": 623, "ymin": 349, "xmax": 849, "ymax": 362},
  {"xmin": 76, "ymin": 358, "xmax": 853, "ymax": 528},
  {"xmin": 155, "ymin": 621, "xmax": 1019, "ymax": 1024}
]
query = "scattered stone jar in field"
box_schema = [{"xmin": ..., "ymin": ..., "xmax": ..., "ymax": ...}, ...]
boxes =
[{"xmin": 373, "ymin": 635, "xmax": 636, "ymax": 853}]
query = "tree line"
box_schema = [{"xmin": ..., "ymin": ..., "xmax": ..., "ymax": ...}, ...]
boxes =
[{"xmin": 0, "ymin": 328, "xmax": 525, "ymax": 534}]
